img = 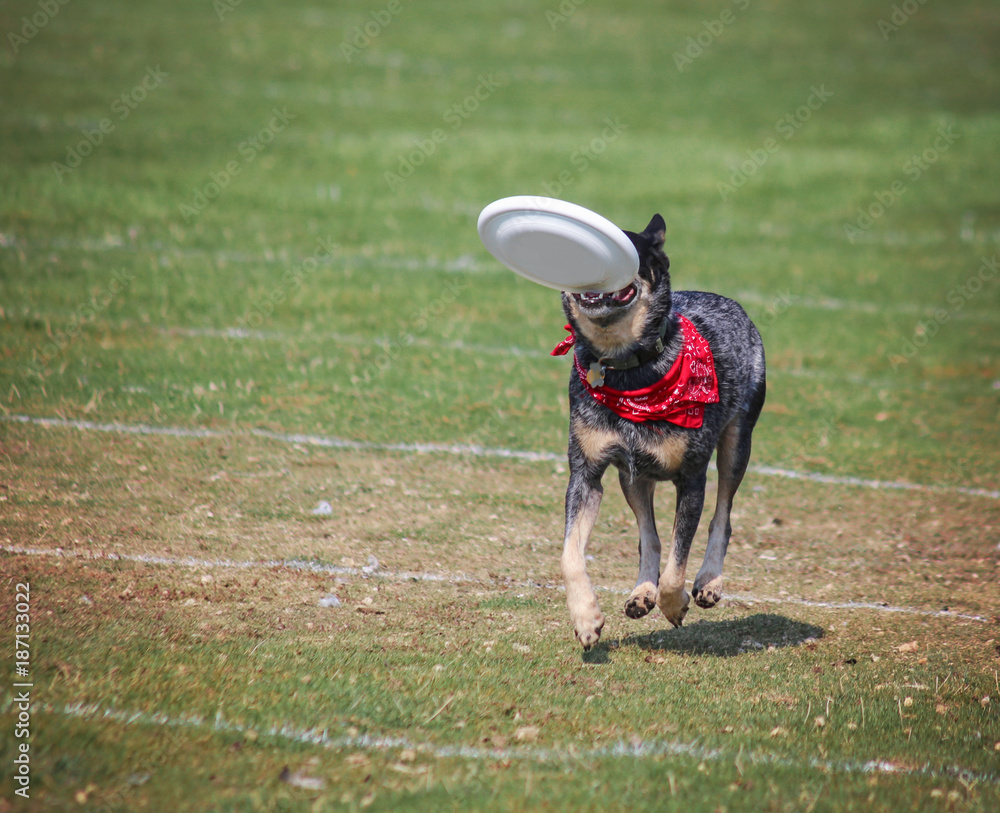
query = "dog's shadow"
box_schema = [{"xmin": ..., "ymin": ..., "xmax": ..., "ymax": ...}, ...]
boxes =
[{"xmin": 583, "ymin": 613, "xmax": 824, "ymax": 664}]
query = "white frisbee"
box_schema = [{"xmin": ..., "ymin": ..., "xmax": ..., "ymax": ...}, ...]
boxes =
[{"xmin": 477, "ymin": 196, "xmax": 639, "ymax": 293}]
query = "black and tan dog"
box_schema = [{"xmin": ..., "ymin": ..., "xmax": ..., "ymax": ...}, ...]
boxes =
[{"xmin": 554, "ymin": 214, "xmax": 766, "ymax": 649}]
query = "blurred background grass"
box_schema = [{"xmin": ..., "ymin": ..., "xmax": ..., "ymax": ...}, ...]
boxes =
[
  {"xmin": 1, "ymin": 4, "xmax": 999, "ymax": 810},
  {"xmin": 1, "ymin": 0, "xmax": 998, "ymax": 488}
]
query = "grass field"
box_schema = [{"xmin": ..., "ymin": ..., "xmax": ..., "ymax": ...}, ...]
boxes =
[{"xmin": 1, "ymin": 0, "xmax": 999, "ymax": 810}]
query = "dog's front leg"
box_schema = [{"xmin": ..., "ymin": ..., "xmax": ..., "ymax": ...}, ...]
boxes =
[
  {"xmin": 619, "ymin": 472, "xmax": 660, "ymax": 619},
  {"xmin": 656, "ymin": 474, "xmax": 706, "ymax": 627},
  {"xmin": 561, "ymin": 471, "xmax": 605, "ymax": 649}
]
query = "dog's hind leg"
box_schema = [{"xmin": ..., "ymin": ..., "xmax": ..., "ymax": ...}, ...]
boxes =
[
  {"xmin": 693, "ymin": 398, "xmax": 761, "ymax": 608},
  {"xmin": 656, "ymin": 473, "xmax": 706, "ymax": 627},
  {"xmin": 619, "ymin": 472, "xmax": 661, "ymax": 619},
  {"xmin": 561, "ymin": 472, "xmax": 606, "ymax": 649}
]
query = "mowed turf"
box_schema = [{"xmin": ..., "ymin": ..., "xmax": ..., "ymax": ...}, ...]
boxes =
[{"xmin": 1, "ymin": 0, "xmax": 999, "ymax": 810}]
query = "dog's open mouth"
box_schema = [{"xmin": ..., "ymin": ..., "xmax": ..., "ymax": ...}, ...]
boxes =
[{"xmin": 571, "ymin": 282, "xmax": 638, "ymax": 308}]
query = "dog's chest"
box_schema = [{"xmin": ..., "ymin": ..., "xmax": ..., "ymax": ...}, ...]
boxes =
[
  {"xmin": 572, "ymin": 418, "xmax": 690, "ymax": 478},
  {"xmin": 629, "ymin": 429, "xmax": 690, "ymax": 477}
]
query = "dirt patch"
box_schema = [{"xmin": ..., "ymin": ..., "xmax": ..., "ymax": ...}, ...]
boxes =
[{"xmin": 2, "ymin": 420, "xmax": 998, "ymax": 620}]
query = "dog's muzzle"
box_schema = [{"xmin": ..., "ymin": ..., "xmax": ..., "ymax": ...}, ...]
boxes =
[{"xmin": 571, "ymin": 282, "xmax": 638, "ymax": 308}]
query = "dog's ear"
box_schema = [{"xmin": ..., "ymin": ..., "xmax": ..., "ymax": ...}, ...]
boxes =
[
  {"xmin": 642, "ymin": 214, "xmax": 666, "ymax": 248},
  {"xmin": 624, "ymin": 214, "xmax": 669, "ymax": 277},
  {"xmin": 623, "ymin": 215, "xmax": 666, "ymax": 252}
]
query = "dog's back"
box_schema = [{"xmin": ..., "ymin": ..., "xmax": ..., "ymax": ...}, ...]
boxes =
[{"xmin": 672, "ymin": 290, "xmax": 766, "ymax": 436}]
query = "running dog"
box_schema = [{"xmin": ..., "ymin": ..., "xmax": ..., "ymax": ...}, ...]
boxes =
[{"xmin": 551, "ymin": 214, "xmax": 766, "ymax": 649}]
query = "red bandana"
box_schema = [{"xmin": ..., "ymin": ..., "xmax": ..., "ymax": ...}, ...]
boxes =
[{"xmin": 551, "ymin": 315, "xmax": 719, "ymax": 427}]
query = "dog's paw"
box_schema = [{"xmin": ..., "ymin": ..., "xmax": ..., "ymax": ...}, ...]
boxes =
[
  {"xmin": 574, "ymin": 617, "xmax": 604, "ymax": 650},
  {"xmin": 656, "ymin": 586, "xmax": 690, "ymax": 628},
  {"xmin": 692, "ymin": 574, "xmax": 724, "ymax": 609},
  {"xmin": 624, "ymin": 581, "xmax": 658, "ymax": 619},
  {"xmin": 569, "ymin": 602, "xmax": 605, "ymax": 650},
  {"xmin": 566, "ymin": 581, "xmax": 605, "ymax": 650}
]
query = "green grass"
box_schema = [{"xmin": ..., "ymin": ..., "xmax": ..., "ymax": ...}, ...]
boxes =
[
  {"xmin": 2, "ymin": 539, "xmax": 998, "ymax": 812},
  {"xmin": 1, "ymin": 0, "xmax": 999, "ymax": 810}
]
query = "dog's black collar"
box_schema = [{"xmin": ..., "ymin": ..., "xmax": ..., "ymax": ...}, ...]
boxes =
[
  {"xmin": 585, "ymin": 315, "xmax": 671, "ymax": 387},
  {"xmin": 601, "ymin": 315, "xmax": 671, "ymax": 370}
]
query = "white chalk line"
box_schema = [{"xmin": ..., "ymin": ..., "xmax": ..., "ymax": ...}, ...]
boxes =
[
  {"xmin": 7, "ymin": 698, "xmax": 996, "ymax": 788},
  {"xmin": 164, "ymin": 326, "xmax": 899, "ymax": 388},
  {"xmin": 1, "ymin": 545, "xmax": 989, "ymax": 625},
  {"xmin": 0, "ymin": 234, "xmax": 489, "ymax": 274},
  {"xmin": 0, "ymin": 545, "xmax": 474, "ymax": 587},
  {"xmin": 161, "ymin": 325, "xmax": 996, "ymax": 393},
  {"xmin": 4, "ymin": 233, "xmax": 998, "ymax": 322},
  {"xmin": 749, "ymin": 464, "xmax": 999, "ymax": 500},
  {"xmin": 5, "ymin": 414, "xmax": 999, "ymax": 500},
  {"xmin": 733, "ymin": 289, "xmax": 998, "ymax": 323},
  {"xmin": 168, "ymin": 326, "xmax": 557, "ymax": 361}
]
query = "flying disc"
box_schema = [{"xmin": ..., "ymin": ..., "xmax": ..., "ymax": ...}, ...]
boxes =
[{"xmin": 477, "ymin": 196, "xmax": 639, "ymax": 293}]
